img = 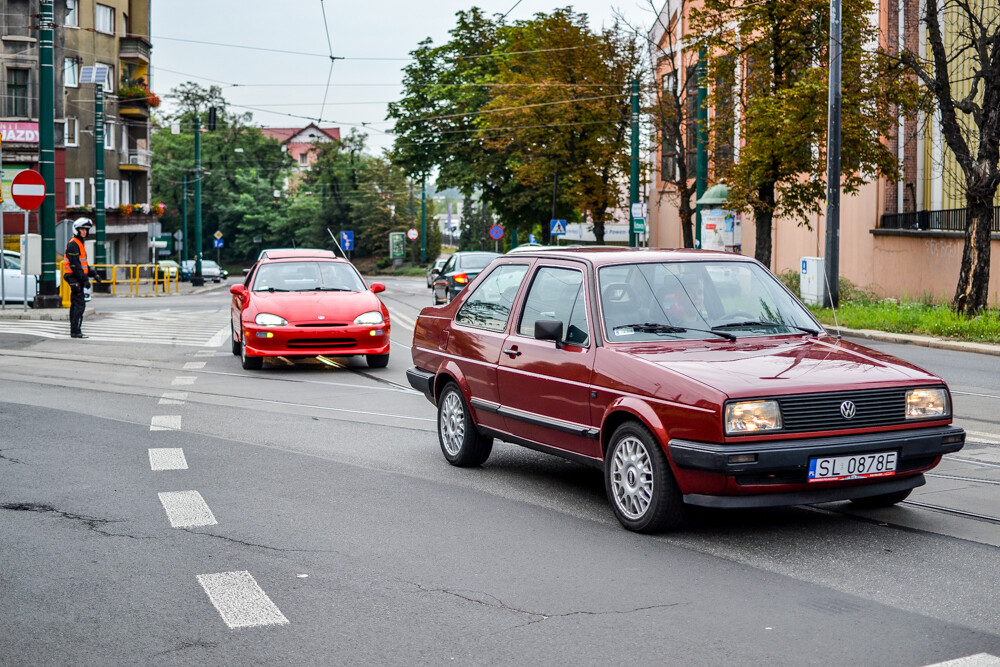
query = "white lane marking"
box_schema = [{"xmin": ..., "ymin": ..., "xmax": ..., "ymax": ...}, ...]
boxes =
[
  {"xmin": 196, "ymin": 571, "xmax": 289, "ymax": 628},
  {"xmin": 158, "ymin": 490, "xmax": 217, "ymax": 527},
  {"xmin": 923, "ymin": 654, "xmax": 1000, "ymax": 667},
  {"xmin": 205, "ymin": 325, "xmax": 231, "ymax": 348},
  {"xmin": 150, "ymin": 415, "xmax": 182, "ymax": 431},
  {"xmin": 953, "ymin": 390, "xmax": 1000, "ymax": 400},
  {"xmin": 149, "ymin": 448, "xmax": 188, "ymax": 470},
  {"xmin": 965, "ymin": 430, "xmax": 1000, "ymax": 445},
  {"xmin": 389, "ymin": 310, "xmax": 416, "ymax": 329},
  {"xmin": 171, "ymin": 376, "xmax": 197, "ymax": 386},
  {"xmin": 194, "ymin": 349, "xmax": 215, "ymax": 357},
  {"xmin": 159, "ymin": 391, "xmax": 189, "ymax": 405},
  {"xmin": 183, "ymin": 361, "xmax": 206, "ymax": 370}
]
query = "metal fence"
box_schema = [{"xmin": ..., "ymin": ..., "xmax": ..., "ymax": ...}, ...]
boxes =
[{"xmin": 879, "ymin": 206, "xmax": 1000, "ymax": 233}]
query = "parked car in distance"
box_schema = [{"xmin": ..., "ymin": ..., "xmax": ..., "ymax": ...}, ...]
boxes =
[
  {"xmin": 431, "ymin": 251, "xmax": 501, "ymax": 304},
  {"xmin": 157, "ymin": 260, "xmax": 180, "ymax": 278},
  {"xmin": 427, "ymin": 257, "xmax": 449, "ymax": 288},
  {"xmin": 407, "ymin": 247, "xmax": 966, "ymax": 532},
  {"xmin": 180, "ymin": 259, "xmax": 224, "ymax": 282},
  {"xmin": 0, "ymin": 249, "xmax": 38, "ymax": 305},
  {"xmin": 230, "ymin": 248, "xmax": 390, "ymax": 370}
]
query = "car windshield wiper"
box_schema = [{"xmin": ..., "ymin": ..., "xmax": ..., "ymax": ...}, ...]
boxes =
[
  {"xmin": 618, "ymin": 322, "xmax": 736, "ymax": 342},
  {"xmin": 712, "ymin": 320, "xmax": 819, "ymax": 335},
  {"xmin": 299, "ymin": 286, "xmax": 354, "ymax": 292},
  {"xmin": 258, "ymin": 287, "xmax": 290, "ymax": 292}
]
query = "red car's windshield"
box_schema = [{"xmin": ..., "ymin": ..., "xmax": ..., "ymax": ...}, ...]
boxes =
[{"xmin": 252, "ymin": 260, "xmax": 366, "ymax": 292}]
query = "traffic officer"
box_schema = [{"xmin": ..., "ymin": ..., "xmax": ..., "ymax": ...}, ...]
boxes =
[{"xmin": 63, "ymin": 218, "xmax": 100, "ymax": 338}]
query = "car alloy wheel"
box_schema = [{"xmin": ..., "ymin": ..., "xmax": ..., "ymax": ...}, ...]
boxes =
[
  {"xmin": 241, "ymin": 336, "xmax": 263, "ymax": 370},
  {"xmin": 437, "ymin": 382, "xmax": 492, "ymax": 467},
  {"xmin": 605, "ymin": 421, "xmax": 685, "ymax": 532}
]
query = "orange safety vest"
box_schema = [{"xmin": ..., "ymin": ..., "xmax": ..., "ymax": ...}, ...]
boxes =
[{"xmin": 62, "ymin": 236, "xmax": 89, "ymax": 276}]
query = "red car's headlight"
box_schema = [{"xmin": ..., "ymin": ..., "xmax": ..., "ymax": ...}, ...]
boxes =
[
  {"xmin": 254, "ymin": 313, "xmax": 287, "ymax": 326},
  {"xmin": 354, "ymin": 311, "xmax": 384, "ymax": 325}
]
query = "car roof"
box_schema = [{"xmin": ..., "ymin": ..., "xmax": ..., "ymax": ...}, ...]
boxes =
[
  {"xmin": 499, "ymin": 246, "xmax": 748, "ymax": 266},
  {"xmin": 258, "ymin": 248, "xmax": 339, "ymax": 261}
]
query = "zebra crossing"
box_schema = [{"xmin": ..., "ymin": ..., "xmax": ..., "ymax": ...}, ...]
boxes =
[{"xmin": 0, "ymin": 308, "xmax": 231, "ymax": 347}]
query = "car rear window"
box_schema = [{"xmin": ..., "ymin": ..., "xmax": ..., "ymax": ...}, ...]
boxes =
[{"xmin": 458, "ymin": 253, "xmax": 499, "ymax": 271}]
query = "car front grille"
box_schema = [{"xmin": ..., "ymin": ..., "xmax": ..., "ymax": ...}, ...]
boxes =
[
  {"xmin": 777, "ymin": 388, "xmax": 908, "ymax": 433},
  {"xmin": 295, "ymin": 323, "xmax": 347, "ymax": 327},
  {"xmin": 287, "ymin": 338, "xmax": 357, "ymax": 349}
]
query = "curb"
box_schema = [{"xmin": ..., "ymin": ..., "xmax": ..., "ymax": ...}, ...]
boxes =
[{"xmin": 832, "ymin": 326, "xmax": 1000, "ymax": 357}]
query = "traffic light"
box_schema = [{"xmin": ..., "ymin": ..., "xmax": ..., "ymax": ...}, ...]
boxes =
[{"xmin": 207, "ymin": 106, "xmax": 217, "ymax": 131}]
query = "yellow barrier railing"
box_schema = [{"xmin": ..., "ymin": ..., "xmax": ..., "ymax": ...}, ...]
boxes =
[{"xmin": 58, "ymin": 263, "xmax": 179, "ymax": 300}]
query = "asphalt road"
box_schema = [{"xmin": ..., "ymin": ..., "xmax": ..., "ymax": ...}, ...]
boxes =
[{"xmin": 0, "ymin": 277, "xmax": 997, "ymax": 666}]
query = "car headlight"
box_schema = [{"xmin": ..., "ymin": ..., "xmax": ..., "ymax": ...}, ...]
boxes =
[
  {"xmin": 725, "ymin": 400, "xmax": 782, "ymax": 434},
  {"xmin": 906, "ymin": 387, "xmax": 949, "ymax": 419},
  {"xmin": 354, "ymin": 311, "xmax": 384, "ymax": 326},
  {"xmin": 254, "ymin": 313, "xmax": 287, "ymax": 326}
]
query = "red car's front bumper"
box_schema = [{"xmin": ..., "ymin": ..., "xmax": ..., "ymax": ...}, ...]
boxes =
[{"xmin": 242, "ymin": 323, "xmax": 390, "ymax": 358}]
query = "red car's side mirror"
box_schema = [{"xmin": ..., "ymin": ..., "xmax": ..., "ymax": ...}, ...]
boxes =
[
  {"xmin": 230, "ymin": 284, "xmax": 246, "ymax": 297},
  {"xmin": 370, "ymin": 282, "xmax": 386, "ymax": 294}
]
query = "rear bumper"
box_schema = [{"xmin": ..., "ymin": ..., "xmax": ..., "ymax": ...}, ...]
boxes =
[
  {"xmin": 242, "ymin": 323, "xmax": 390, "ymax": 357},
  {"xmin": 406, "ymin": 366, "xmax": 436, "ymax": 402}
]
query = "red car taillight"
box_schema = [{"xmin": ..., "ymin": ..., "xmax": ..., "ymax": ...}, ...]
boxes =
[{"xmin": 453, "ymin": 273, "xmax": 469, "ymax": 284}]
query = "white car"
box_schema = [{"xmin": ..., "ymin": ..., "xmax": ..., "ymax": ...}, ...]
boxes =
[{"xmin": 0, "ymin": 249, "xmax": 38, "ymax": 305}]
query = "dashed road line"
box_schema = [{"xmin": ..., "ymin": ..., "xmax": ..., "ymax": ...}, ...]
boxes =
[
  {"xmin": 159, "ymin": 391, "xmax": 188, "ymax": 405},
  {"xmin": 150, "ymin": 415, "xmax": 182, "ymax": 431},
  {"xmin": 924, "ymin": 654, "xmax": 1000, "ymax": 667},
  {"xmin": 183, "ymin": 361, "xmax": 206, "ymax": 370},
  {"xmin": 171, "ymin": 376, "xmax": 197, "ymax": 386},
  {"xmin": 158, "ymin": 490, "xmax": 217, "ymax": 528},
  {"xmin": 149, "ymin": 448, "xmax": 188, "ymax": 471},
  {"xmin": 205, "ymin": 326, "xmax": 231, "ymax": 348},
  {"xmin": 194, "ymin": 350, "xmax": 215, "ymax": 357},
  {"xmin": 196, "ymin": 571, "xmax": 289, "ymax": 629}
]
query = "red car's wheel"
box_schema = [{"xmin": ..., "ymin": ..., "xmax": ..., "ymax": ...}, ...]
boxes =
[
  {"xmin": 437, "ymin": 382, "xmax": 492, "ymax": 467},
  {"xmin": 231, "ymin": 324, "xmax": 240, "ymax": 356},
  {"xmin": 366, "ymin": 353, "xmax": 389, "ymax": 369},
  {"xmin": 240, "ymin": 337, "xmax": 263, "ymax": 370},
  {"xmin": 605, "ymin": 421, "xmax": 686, "ymax": 533}
]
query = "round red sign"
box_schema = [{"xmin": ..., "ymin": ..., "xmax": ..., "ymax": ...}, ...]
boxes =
[
  {"xmin": 11, "ymin": 169, "xmax": 46, "ymax": 211},
  {"xmin": 406, "ymin": 228, "xmax": 419, "ymax": 241}
]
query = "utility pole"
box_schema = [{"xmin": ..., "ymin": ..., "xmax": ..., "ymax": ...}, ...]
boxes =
[
  {"xmin": 550, "ymin": 171, "xmax": 559, "ymax": 246},
  {"xmin": 94, "ymin": 80, "xmax": 106, "ymax": 275},
  {"xmin": 823, "ymin": 0, "xmax": 843, "ymax": 308},
  {"xmin": 629, "ymin": 79, "xmax": 639, "ymax": 248},
  {"xmin": 695, "ymin": 47, "xmax": 708, "ymax": 249},
  {"xmin": 182, "ymin": 175, "xmax": 188, "ymax": 261},
  {"xmin": 191, "ymin": 115, "xmax": 204, "ymax": 286},
  {"xmin": 420, "ymin": 176, "xmax": 427, "ymax": 264},
  {"xmin": 36, "ymin": 0, "xmax": 60, "ymax": 307}
]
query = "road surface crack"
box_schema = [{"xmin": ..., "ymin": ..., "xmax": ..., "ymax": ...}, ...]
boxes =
[
  {"xmin": 0, "ymin": 449, "xmax": 24, "ymax": 464},
  {"xmin": 151, "ymin": 640, "xmax": 218, "ymax": 659},
  {"xmin": 181, "ymin": 528, "xmax": 344, "ymax": 554},
  {"xmin": 0, "ymin": 502, "xmax": 147, "ymax": 539}
]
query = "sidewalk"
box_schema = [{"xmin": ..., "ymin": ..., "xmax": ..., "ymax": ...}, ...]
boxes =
[{"xmin": 829, "ymin": 325, "xmax": 1000, "ymax": 357}]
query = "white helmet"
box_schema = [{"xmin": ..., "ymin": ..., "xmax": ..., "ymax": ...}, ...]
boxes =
[{"xmin": 73, "ymin": 218, "xmax": 94, "ymax": 232}]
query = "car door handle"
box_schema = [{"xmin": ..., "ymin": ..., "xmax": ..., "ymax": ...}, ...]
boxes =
[{"xmin": 503, "ymin": 347, "xmax": 521, "ymax": 358}]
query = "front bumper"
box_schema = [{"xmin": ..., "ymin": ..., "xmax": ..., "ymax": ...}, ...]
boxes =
[
  {"xmin": 243, "ymin": 323, "xmax": 390, "ymax": 357},
  {"xmin": 668, "ymin": 425, "xmax": 965, "ymax": 507}
]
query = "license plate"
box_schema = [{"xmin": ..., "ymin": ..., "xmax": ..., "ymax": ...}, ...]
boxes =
[{"xmin": 808, "ymin": 450, "xmax": 898, "ymax": 482}]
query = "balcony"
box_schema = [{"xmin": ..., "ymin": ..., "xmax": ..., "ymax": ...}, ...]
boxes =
[
  {"xmin": 120, "ymin": 149, "xmax": 153, "ymax": 171},
  {"xmin": 879, "ymin": 207, "xmax": 1000, "ymax": 234},
  {"xmin": 119, "ymin": 36, "xmax": 151, "ymax": 63}
]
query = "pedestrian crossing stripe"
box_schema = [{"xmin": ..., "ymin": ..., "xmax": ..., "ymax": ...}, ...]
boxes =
[{"xmin": 0, "ymin": 309, "xmax": 230, "ymax": 347}]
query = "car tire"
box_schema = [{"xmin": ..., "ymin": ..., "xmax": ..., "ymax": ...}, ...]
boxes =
[
  {"xmin": 848, "ymin": 488, "xmax": 912, "ymax": 509},
  {"xmin": 437, "ymin": 382, "xmax": 493, "ymax": 467},
  {"xmin": 366, "ymin": 353, "xmax": 389, "ymax": 369},
  {"xmin": 240, "ymin": 337, "xmax": 263, "ymax": 370},
  {"xmin": 604, "ymin": 421, "xmax": 686, "ymax": 533},
  {"xmin": 231, "ymin": 324, "xmax": 240, "ymax": 356}
]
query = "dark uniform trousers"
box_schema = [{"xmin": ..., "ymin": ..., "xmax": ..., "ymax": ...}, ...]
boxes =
[{"xmin": 67, "ymin": 278, "xmax": 86, "ymax": 336}]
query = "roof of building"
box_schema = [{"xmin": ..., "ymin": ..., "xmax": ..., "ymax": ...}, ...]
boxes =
[{"xmin": 260, "ymin": 123, "xmax": 340, "ymax": 145}]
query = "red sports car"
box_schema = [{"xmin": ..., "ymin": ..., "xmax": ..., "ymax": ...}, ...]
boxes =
[{"xmin": 230, "ymin": 249, "xmax": 390, "ymax": 370}]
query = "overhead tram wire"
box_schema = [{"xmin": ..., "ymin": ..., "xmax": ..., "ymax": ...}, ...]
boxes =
[{"xmin": 317, "ymin": 0, "xmax": 339, "ymax": 123}]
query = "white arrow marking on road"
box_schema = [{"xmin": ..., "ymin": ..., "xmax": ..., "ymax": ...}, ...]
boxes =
[
  {"xmin": 158, "ymin": 490, "xmax": 217, "ymax": 527},
  {"xmin": 150, "ymin": 415, "xmax": 182, "ymax": 431},
  {"xmin": 149, "ymin": 448, "xmax": 188, "ymax": 470},
  {"xmin": 197, "ymin": 571, "xmax": 289, "ymax": 628}
]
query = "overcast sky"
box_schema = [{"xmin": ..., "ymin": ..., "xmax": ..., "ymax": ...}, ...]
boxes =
[{"xmin": 151, "ymin": 0, "xmax": 660, "ymax": 155}]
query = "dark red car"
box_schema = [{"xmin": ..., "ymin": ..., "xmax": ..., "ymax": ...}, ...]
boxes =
[
  {"xmin": 407, "ymin": 247, "xmax": 965, "ymax": 532},
  {"xmin": 231, "ymin": 249, "xmax": 390, "ymax": 370}
]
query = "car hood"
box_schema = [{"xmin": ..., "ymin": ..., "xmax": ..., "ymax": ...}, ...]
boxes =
[
  {"xmin": 617, "ymin": 336, "xmax": 941, "ymax": 398},
  {"xmin": 248, "ymin": 290, "xmax": 383, "ymax": 323}
]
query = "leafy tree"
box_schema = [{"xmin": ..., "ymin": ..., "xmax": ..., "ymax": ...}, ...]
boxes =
[
  {"xmin": 898, "ymin": 0, "xmax": 1000, "ymax": 315},
  {"xmin": 691, "ymin": 0, "xmax": 915, "ymax": 268}
]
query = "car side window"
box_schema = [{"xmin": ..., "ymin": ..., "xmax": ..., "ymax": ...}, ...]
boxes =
[
  {"xmin": 518, "ymin": 267, "xmax": 589, "ymax": 346},
  {"xmin": 441, "ymin": 256, "xmax": 456, "ymax": 275},
  {"xmin": 455, "ymin": 264, "xmax": 529, "ymax": 332}
]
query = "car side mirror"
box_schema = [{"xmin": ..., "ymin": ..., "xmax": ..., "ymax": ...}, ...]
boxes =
[
  {"xmin": 430, "ymin": 268, "xmax": 440, "ymax": 276},
  {"xmin": 230, "ymin": 284, "xmax": 246, "ymax": 297},
  {"xmin": 370, "ymin": 282, "xmax": 386, "ymax": 294},
  {"xmin": 534, "ymin": 319, "xmax": 564, "ymax": 348}
]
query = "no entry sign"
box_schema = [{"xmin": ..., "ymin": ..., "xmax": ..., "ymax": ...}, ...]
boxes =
[{"xmin": 11, "ymin": 170, "xmax": 46, "ymax": 211}]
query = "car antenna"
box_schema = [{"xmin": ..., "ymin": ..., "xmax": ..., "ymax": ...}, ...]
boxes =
[
  {"xmin": 326, "ymin": 227, "xmax": 348, "ymax": 259},
  {"xmin": 822, "ymin": 269, "xmax": 841, "ymax": 339}
]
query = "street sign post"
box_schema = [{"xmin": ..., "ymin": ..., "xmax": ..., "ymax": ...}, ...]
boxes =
[
  {"xmin": 213, "ymin": 230, "xmax": 222, "ymax": 240},
  {"xmin": 340, "ymin": 230, "xmax": 354, "ymax": 252},
  {"xmin": 406, "ymin": 228, "xmax": 418, "ymax": 241},
  {"xmin": 550, "ymin": 219, "xmax": 567, "ymax": 236},
  {"xmin": 213, "ymin": 238, "xmax": 224, "ymax": 249},
  {"xmin": 10, "ymin": 170, "xmax": 45, "ymax": 312}
]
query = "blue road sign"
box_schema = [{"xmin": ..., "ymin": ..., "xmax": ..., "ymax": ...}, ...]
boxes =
[
  {"xmin": 213, "ymin": 238, "xmax": 224, "ymax": 248},
  {"xmin": 529, "ymin": 233, "xmax": 537, "ymax": 244},
  {"xmin": 550, "ymin": 219, "xmax": 567, "ymax": 235},
  {"xmin": 489, "ymin": 224, "xmax": 504, "ymax": 240},
  {"xmin": 341, "ymin": 230, "xmax": 354, "ymax": 251}
]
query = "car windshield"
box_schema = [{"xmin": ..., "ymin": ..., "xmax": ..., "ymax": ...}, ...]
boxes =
[
  {"xmin": 457, "ymin": 253, "xmax": 499, "ymax": 271},
  {"xmin": 598, "ymin": 260, "xmax": 821, "ymax": 341},
  {"xmin": 2, "ymin": 253, "xmax": 21, "ymax": 270},
  {"xmin": 251, "ymin": 260, "xmax": 367, "ymax": 293}
]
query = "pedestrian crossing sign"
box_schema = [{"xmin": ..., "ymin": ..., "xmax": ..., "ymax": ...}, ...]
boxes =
[{"xmin": 550, "ymin": 219, "xmax": 567, "ymax": 235}]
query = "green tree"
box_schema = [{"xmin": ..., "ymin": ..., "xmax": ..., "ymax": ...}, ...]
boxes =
[{"xmin": 691, "ymin": 0, "xmax": 916, "ymax": 268}]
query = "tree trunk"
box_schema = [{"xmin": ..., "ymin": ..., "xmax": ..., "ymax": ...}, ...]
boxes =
[
  {"xmin": 753, "ymin": 182, "xmax": 776, "ymax": 268},
  {"xmin": 593, "ymin": 208, "xmax": 606, "ymax": 245},
  {"xmin": 678, "ymin": 186, "xmax": 695, "ymax": 248},
  {"xmin": 952, "ymin": 192, "xmax": 995, "ymax": 316}
]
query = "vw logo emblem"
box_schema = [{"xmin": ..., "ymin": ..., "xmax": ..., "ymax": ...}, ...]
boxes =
[{"xmin": 840, "ymin": 400, "xmax": 857, "ymax": 419}]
